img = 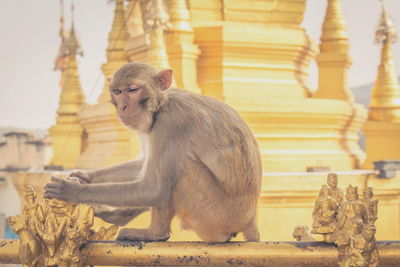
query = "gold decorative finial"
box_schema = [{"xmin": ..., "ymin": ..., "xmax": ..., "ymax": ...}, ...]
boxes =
[
  {"xmin": 54, "ymin": 0, "xmax": 69, "ymax": 72},
  {"xmin": 98, "ymin": 0, "xmax": 130, "ymax": 103},
  {"xmin": 369, "ymin": 0, "xmax": 400, "ymax": 122},
  {"xmin": 56, "ymin": 46, "xmax": 85, "ymax": 115},
  {"xmin": 320, "ymin": 0, "xmax": 349, "ymax": 52},
  {"xmin": 64, "ymin": 2, "xmax": 83, "ymax": 57},
  {"xmin": 375, "ymin": 0, "xmax": 397, "ymax": 43},
  {"xmin": 166, "ymin": 0, "xmax": 192, "ymax": 32},
  {"xmin": 147, "ymin": 0, "xmax": 170, "ymax": 69},
  {"xmin": 106, "ymin": 0, "xmax": 130, "ymax": 61},
  {"xmin": 59, "ymin": 0, "xmax": 67, "ymax": 42},
  {"xmin": 141, "ymin": 0, "xmax": 170, "ymax": 33},
  {"xmin": 313, "ymin": 0, "xmax": 354, "ymax": 101}
]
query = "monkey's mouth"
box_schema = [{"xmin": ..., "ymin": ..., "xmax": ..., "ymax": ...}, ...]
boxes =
[{"xmin": 119, "ymin": 115, "xmax": 135, "ymax": 124}]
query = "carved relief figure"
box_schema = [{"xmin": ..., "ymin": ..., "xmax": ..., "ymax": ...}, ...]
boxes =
[
  {"xmin": 59, "ymin": 224, "xmax": 86, "ymax": 267},
  {"xmin": 361, "ymin": 187, "xmax": 378, "ymax": 226},
  {"xmin": 312, "ymin": 185, "xmax": 338, "ymax": 238},
  {"xmin": 327, "ymin": 173, "xmax": 344, "ymax": 206},
  {"xmin": 35, "ymin": 213, "xmax": 67, "ymax": 266},
  {"xmin": 23, "ymin": 186, "xmax": 45, "ymax": 227},
  {"xmin": 337, "ymin": 185, "xmax": 368, "ymax": 235},
  {"xmin": 341, "ymin": 223, "xmax": 379, "ymax": 267},
  {"xmin": 8, "ymin": 215, "xmax": 41, "ymax": 267}
]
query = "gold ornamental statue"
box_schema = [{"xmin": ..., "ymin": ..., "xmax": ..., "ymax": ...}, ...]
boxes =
[
  {"xmin": 307, "ymin": 173, "xmax": 380, "ymax": 267},
  {"xmin": 361, "ymin": 187, "xmax": 379, "ymax": 225},
  {"xmin": 311, "ymin": 185, "xmax": 338, "ymax": 241},
  {"xmin": 8, "ymin": 186, "xmax": 118, "ymax": 267}
]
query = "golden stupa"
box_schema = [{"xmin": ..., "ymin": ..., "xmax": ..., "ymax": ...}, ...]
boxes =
[{"xmin": 11, "ymin": 0, "xmax": 400, "ymax": 242}]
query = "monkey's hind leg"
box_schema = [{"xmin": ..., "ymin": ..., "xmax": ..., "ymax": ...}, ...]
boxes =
[
  {"xmin": 117, "ymin": 207, "xmax": 173, "ymax": 241},
  {"xmin": 242, "ymin": 218, "xmax": 260, "ymax": 242},
  {"xmin": 95, "ymin": 207, "xmax": 149, "ymax": 226}
]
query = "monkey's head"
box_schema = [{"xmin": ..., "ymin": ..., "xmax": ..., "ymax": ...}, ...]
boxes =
[{"xmin": 108, "ymin": 63, "xmax": 172, "ymax": 131}]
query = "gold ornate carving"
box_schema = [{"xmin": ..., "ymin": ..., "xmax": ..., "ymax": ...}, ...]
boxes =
[
  {"xmin": 362, "ymin": 187, "xmax": 379, "ymax": 226},
  {"xmin": 8, "ymin": 186, "xmax": 118, "ymax": 267},
  {"xmin": 307, "ymin": 173, "xmax": 380, "ymax": 266}
]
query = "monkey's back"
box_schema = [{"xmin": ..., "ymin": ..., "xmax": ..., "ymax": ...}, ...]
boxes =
[
  {"xmin": 155, "ymin": 89, "xmax": 262, "ymax": 240},
  {"xmin": 161, "ymin": 88, "xmax": 261, "ymax": 191}
]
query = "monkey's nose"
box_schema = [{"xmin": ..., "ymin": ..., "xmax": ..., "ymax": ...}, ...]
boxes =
[{"xmin": 121, "ymin": 105, "xmax": 128, "ymax": 112}]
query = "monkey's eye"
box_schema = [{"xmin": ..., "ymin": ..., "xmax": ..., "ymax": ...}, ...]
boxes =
[
  {"xmin": 112, "ymin": 89, "xmax": 122, "ymax": 94},
  {"xmin": 127, "ymin": 87, "xmax": 142, "ymax": 93}
]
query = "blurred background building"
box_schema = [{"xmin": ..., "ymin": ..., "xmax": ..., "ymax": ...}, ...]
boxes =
[{"xmin": 1, "ymin": 0, "xmax": 400, "ymax": 241}]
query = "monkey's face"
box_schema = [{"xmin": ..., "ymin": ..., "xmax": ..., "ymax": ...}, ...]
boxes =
[
  {"xmin": 109, "ymin": 65, "xmax": 173, "ymax": 130},
  {"xmin": 110, "ymin": 80, "xmax": 146, "ymax": 124}
]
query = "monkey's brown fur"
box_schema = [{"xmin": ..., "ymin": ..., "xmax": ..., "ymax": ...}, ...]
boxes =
[{"xmin": 45, "ymin": 62, "xmax": 262, "ymax": 242}]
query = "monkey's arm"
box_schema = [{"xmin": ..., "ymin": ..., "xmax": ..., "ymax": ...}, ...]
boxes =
[
  {"xmin": 44, "ymin": 169, "xmax": 169, "ymax": 207},
  {"xmin": 70, "ymin": 159, "xmax": 144, "ymax": 184}
]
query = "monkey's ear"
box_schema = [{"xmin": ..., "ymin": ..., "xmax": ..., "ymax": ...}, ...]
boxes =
[
  {"xmin": 106, "ymin": 77, "xmax": 113, "ymax": 85},
  {"xmin": 154, "ymin": 69, "xmax": 173, "ymax": 91}
]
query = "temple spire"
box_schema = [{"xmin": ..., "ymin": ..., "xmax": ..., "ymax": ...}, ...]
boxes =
[
  {"xmin": 313, "ymin": 0, "xmax": 354, "ymax": 101},
  {"xmin": 54, "ymin": 0, "xmax": 69, "ymax": 75},
  {"xmin": 98, "ymin": 0, "xmax": 130, "ymax": 103},
  {"xmin": 369, "ymin": 0, "xmax": 400, "ymax": 122},
  {"xmin": 64, "ymin": 3, "xmax": 83, "ymax": 57},
  {"xmin": 147, "ymin": 0, "xmax": 170, "ymax": 69},
  {"xmin": 57, "ymin": 13, "xmax": 85, "ymax": 116},
  {"xmin": 59, "ymin": 0, "xmax": 68, "ymax": 42},
  {"xmin": 49, "ymin": 4, "xmax": 86, "ymax": 169}
]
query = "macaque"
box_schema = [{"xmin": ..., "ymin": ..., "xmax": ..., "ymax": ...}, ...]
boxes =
[{"xmin": 44, "ymin": 62, "xmax": 262, "ymax": 242}]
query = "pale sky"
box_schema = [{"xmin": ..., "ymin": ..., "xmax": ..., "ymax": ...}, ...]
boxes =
[{"xmin": 0, "ymin": 0, "xmax": 400, "ymax": 129}]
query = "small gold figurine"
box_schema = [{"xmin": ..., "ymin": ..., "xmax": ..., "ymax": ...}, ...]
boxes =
[
  {"xmin": 8, "ymin": 215, "xmax": 41, "ymax": 267},
  {"xmin": 59, "ymin": 224, "xmax": 86, "ymax": 267},
  {"xmin": 311, "ymin": 185, "xmax": 338, "ymax": 240},
  {"xmin": 337, "ymin": 185, "xmax": 369, "ymax": 234},
  {"xmin": 72, "ymin": 204, "xmax": 94, "ymax": 236},
  {"xmin": 361, "ymin": 187, "xmax": 378, "ymax": 226},
  {"xmin": 35, "ymin": 213, "xmax": 67, "ymax": 266},
  {"xmin": 341, "ymin": 223, "xmax": 380, "ymax": 267},
  {"xmin": 292, "ymin": 225, "xmax": 316, "ymax": 241},
  {"xmin": 23, "ymin": 186, "xmax": 45, "ymax": 226},
  {"xmin": 362, "ymin": 226, "xmax": 380, "ymax": 267},
  {"xmin": 326, "ymin": 173, "xmax": 344, "ymax": 206}
]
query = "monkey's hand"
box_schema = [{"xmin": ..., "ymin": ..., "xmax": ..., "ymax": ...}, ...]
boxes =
[
  {"xmin": 44, "ymin": 176, "xmax": 86, "ymax": 202},
  {"xmin": 68, "ymin": 171, "xmax": 92, "ymax": 184}
]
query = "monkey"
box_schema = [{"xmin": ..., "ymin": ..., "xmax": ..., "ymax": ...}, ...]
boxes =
[{"xmin": 44, "ymin": 62, "xmax": 262, "ymax": 242}]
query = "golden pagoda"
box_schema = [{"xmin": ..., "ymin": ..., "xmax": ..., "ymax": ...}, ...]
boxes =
[
  {"xmin": 10, "ymin": 0, "xmax": 400, "ymax": 242},
  {"xmin": 364, "ymin": 0, "xmax": 400, "ymax": 168},
  {"xmin": 49, "ymin": 4, "xmax": 86, "ymax": 169}
]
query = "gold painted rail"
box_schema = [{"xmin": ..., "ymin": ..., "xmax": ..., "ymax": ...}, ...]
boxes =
[{"xmin": 1, "ymin": 240, "xmax": 400, "ymax": 266}]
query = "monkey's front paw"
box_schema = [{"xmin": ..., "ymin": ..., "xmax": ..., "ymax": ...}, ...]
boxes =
[{"xmin": 44, "ymin": 176, "xmax": 84, "ymax": 202}]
